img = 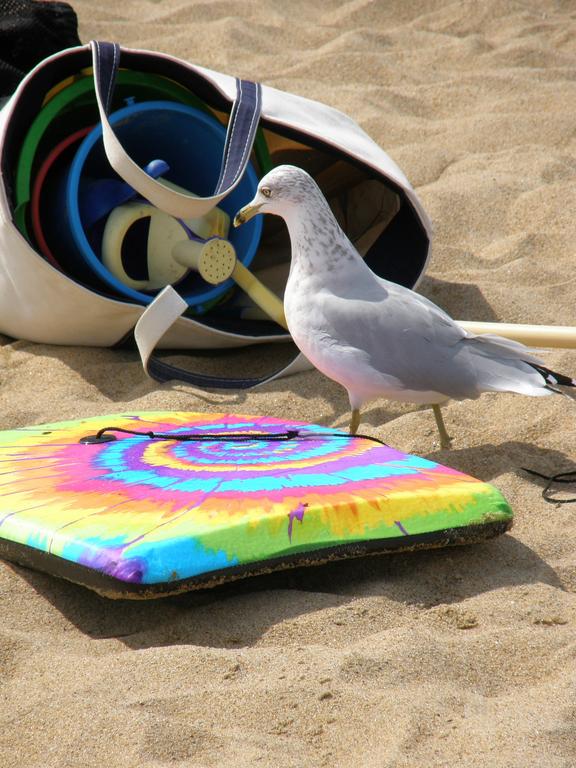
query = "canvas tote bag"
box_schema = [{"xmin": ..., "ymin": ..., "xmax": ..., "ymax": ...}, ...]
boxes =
[{"xmin": 0, "ymin": 40, "xmax": 432, "ymax": 389}]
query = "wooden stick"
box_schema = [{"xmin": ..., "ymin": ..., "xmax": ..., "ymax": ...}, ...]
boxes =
[{"xmin": 457, "ymin": 321, "xmax": 576, "ymax": 349}]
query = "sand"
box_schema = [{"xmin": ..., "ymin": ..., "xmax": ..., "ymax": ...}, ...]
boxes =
[{"xmin": 1, "ymin": 0, "xmax": 576, "ymax": 765}]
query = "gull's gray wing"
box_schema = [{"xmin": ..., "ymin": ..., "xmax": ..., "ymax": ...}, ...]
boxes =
[{"xmin": 318, "ymin": 278, "xmax": 547, "ymax": 400}]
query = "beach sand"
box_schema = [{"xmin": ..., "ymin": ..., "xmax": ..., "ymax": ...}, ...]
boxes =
[{"xmin": 1, "ymin": 1, "xmax": 576, "ymax": 765}]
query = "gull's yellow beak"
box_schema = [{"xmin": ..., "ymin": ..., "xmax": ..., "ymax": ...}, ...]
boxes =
[{"xmin": 233, "ymin": 201, "xmax": 263, "ymax": 228}]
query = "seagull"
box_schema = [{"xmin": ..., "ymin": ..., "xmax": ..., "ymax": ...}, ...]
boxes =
[{"xmin": 234, "ymin": 164, "xmax": 575, "ymax": 448}]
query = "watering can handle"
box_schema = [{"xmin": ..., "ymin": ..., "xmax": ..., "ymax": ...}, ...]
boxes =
[{"xmin": 90, "ymin": 41, "xmax": 262, "ymax": 219}]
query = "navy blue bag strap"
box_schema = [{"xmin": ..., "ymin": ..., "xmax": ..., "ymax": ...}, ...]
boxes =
[
  {"xmin": 134, "ymin": 288, "xmax": 304, "ymax": 391},
  {"xmin": 90, "ymin": 40, "xmax": 262, "ymax": 218},
  {"xmin": 214, "ymin": 77, "xmax": 262, "ymax": 195},
  {"xmin": 145, "ymin": 350, "xmax": 308, "ymax": 391},
  {"xmin": 147, "ymin": 357, "xmax": 274, "ymax": 390}
]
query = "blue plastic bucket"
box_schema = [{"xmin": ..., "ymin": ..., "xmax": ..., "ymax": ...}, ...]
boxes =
[{"xmin": 63, "ymin": 100, "xmax": 262, "ymax": 311}]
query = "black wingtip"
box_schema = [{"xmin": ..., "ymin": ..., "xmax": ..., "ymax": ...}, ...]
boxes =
[{"xmin": 530, "ymin": 364, "xmax": 576, "ymax": 389}]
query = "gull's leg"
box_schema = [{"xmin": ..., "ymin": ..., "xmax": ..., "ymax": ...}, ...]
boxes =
[
  {"xmin": 349, "ymin": 408, "xmax": 360, "ymax": 435},
  {"xmin": 432, "ymin": 404, "xmax": 452, "ymax": 449}
]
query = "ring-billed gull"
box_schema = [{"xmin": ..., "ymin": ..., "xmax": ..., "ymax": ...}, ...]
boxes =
[{"xmin": 234, "ymin": 165, "xmax": 575, "ymax": 448}]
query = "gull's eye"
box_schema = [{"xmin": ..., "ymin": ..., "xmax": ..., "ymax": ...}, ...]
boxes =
[{"xmin": 261, "ymin": 187, "xmax": 272, "ymax": 198}]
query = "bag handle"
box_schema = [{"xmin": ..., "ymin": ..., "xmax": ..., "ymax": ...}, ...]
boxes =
[
  {"xmin": 90, "ymin": 40, "xmax": 262, "ymax": 219},
  {"xmin": 134, "ymin": 287, "xmax": 311, "ymax": 389},
  {"xmin": 90, "ymin": 43, "xmax": 288, "ymax": 388}
]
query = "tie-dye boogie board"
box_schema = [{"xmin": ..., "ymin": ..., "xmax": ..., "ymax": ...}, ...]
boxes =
[{"xmin": 0, "ymin": 411, "xmax": 512, "ymax": 598}]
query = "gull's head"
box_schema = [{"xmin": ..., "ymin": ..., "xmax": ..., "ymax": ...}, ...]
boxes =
[{"xmin": 233, "ymin": 165, "xmax": 318, "ymax": 227}]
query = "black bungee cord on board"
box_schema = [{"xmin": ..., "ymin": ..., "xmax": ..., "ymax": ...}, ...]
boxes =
[{"xmin": 79, "ymin": 425, "xmax": 389, "ymax": 446}]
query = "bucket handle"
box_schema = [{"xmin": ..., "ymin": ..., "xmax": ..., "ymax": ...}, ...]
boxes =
[{"xmin": 90, "ymin": 40, "xmax": 262, "ymax": 220}]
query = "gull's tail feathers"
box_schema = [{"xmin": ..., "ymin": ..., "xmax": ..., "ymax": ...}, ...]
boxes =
[
  {"xmin": 469, "ymin": 333, "xmax": 545, "ymax": 366},
  {"xmin": 467, "ymin": 333, "xmax": 576, "ymax": 399}
]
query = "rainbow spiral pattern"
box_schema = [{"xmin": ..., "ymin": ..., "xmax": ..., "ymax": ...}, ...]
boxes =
[{"xmin": 0, "ymin": 411, "xmax": 512, "ymax": 591}]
